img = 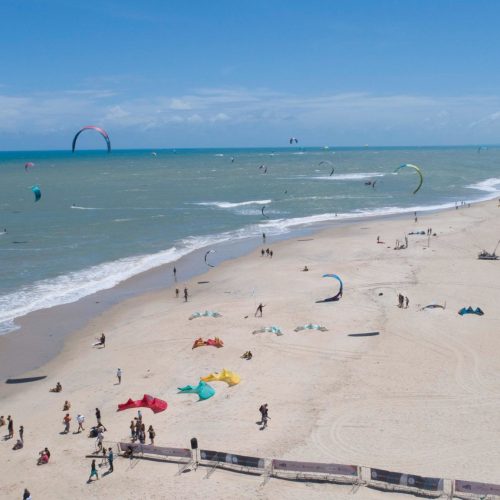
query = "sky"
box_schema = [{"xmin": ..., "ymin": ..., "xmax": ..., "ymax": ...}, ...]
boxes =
[{"xmin": 1, "ymin": 0, "xmax": 500, "ymax": 150}]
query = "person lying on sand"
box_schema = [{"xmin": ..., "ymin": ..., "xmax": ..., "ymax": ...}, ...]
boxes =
[
  {"xmin": 49, "ymin": 382, "xmax": 62, "ymax": 393},
  {"xmin": 302, "ymin": 266, "xmax": 309, "ymax": 271}
]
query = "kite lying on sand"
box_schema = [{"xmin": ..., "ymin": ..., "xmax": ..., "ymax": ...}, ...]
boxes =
[
  {"xmin": 117, "ymin": 394, "xmax": 167, "ymax": 413},
  {"xmin": 294, "ymin": 324, "xmax": 328, "ymax": 332},
  {"xmin": 178, "ymin": 381, "xmax": 215, "ymax": 401},
  {"xmin": 252, "ymin": 326, "xmax": 283, "ymax": 336},
  {"xmin": 201, "ymin": 369, "xmax": 240, "ymax": 386},
  {"xmin": 192, "ymin": 337, "xmax": 224, "ymax": 349},
  {"xmin": 189, "ymin": 310, "xmax": 222, "ymax": 320}
]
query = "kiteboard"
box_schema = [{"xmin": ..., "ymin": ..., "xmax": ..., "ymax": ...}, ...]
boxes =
[
  {"xmin": 6, "ymin": 375, "xmax": 47, "ymax": 384},
  {"xmin": 348, "ymin": 332, "xmax": 380, "ymax": 337}
]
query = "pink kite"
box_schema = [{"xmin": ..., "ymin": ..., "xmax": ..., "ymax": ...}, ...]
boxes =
[{"xmin": 117, "ymin": 394, "xmax": 167, "ymax": 414}]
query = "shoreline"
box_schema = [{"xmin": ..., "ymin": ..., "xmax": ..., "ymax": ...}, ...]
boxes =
[
  {"xmin": 0, "ymin": 198, "xmax": 499, "ymax": 499},
  {"xmin": 0, "ymin": 197, "xmax": 495, "ymax": 381}
]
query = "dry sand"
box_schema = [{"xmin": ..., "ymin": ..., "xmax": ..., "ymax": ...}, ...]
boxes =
[{"xmin": 1, "ymin": 200, "xmax": 499, "ymax": 499}]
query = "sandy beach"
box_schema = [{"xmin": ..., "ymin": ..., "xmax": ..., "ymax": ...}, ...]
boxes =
[{"xmin": 1, "ymin": 200, "xmax": 499, "ymax": 499}]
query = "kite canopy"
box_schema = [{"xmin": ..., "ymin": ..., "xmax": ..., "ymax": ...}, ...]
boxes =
[
  {"xmin": 178, "ymin": 381, "xmax": 215, "ymax": 401},
  {"xmin": 189, "ymin": 310, "xmax": 222, "ymax": 320},
  {"xmin": 394, "ymin": 163, "xmax": 423, "ymax": 194},
  {"xmin": 289, "ymin": 137, "xmax": 298, "ymax": 144},
  {"xmin": 24, "ymin": 162, "xmax": 35, "ymax": 169},
  {"xmin": 192, "ymin": 337, "xmax": 224, "ymax": 349},
  {"xmin": 72, "ymin": 126, "xmax": 111, "ymax": 153},
  {"xmin": 294, "ymin": 323, "xmax": 328, "ymax": 332},
  {"xmin": 117, "ymin": 394, "xmax": 167, "ymax": 413},
  {"xmin": 458, "ymin": 306, "xmax": 484, "ymax": 316},
  {"xmin": 261, "ymin": 205, "xmax": 269, "ymax": 218},
  {"xmin": 317, "ymin": 274, "xmax": 343, "ymax": 303},
  {"xmin": 201, "ymin": 368, "xmax": 240, "ymax": 386},
  {"xmin": 204, "ymin": 249, "xmax": 216, "ymax": 267},
  {"xmin": 31, "ymin": 185, "xmax": 41, "ymax": 202},
  {"xmin": 252, "ymin": 326, "xmax": 283, "ymax": 336}
]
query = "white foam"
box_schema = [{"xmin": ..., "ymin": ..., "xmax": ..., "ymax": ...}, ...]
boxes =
[
  {"xmin": 310, "ymin": 172, "xmax": 386, "ymax": 181},
  {"xmin": 71, "ymin": 206, "xmax": 101, "ymax": 210},
  {"xmin": 465, "ymin": 178, "xmax": 500, "ymax": 194},
  {"xmin": 195, "ymin": 199, "xmax": 272, "ymax": 209}
]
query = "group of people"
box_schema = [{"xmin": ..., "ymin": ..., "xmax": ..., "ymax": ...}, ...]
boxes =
[
  {"xmin": 129, "ymin": 411, "xmax": 156, "ymax": 445},
  {"xmin": 260, "ymin": 248, "xmax": 274, "ymax": 258},
  {"xmin": 398, "ymin": 294, "xmax": 410, "ymax": 309},
  {"xmin": 175, "ymin": 287, "xmax": 189, "ymax": 301},
  {"xmin": 88, "ymin": 446, "xmax": 114, "ymax": 482}
]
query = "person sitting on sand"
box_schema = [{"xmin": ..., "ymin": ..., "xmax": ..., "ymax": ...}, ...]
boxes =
[
  {"xmin": 37, "ymin": 448, "xmax": 50, "ymax": 465},
  {"xmin": 63, "ymin": 400, "xmax": 71, "ymax": 411},
  {"xmin": 123, "ymin": 445, "xmax": 134, "ymax": 458},
  {"xmin": 12, "ymin": 439, "xmax": 23, "ymax": 450},
  {"xmin": 0, "ymin": 415, "xmax": 5, "ymax": 426},
  {"xmin": 241, "ymin": 351, "xmax": 253, "ymax": 360},
  {"xmin": 302, "ymin": 266, "xmax": 309, "ymax": 272},
  {"xmin": 49, "ymin": 382, "xmax": 62, "ymax": 393}
]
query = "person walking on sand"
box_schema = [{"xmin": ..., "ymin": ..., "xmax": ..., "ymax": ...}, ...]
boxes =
[
  {"xmin": 19, "ymin": 425, "xmax": 24, "ymax": 442},
  {"xmin": 173, "ymin": 266, "xmax": 177, "ymax": 281},
  {"xmin": 405, "ymin": 296, "xmax": 409, "ymax": 309},
  {"xmin": 258, "ymin": 403, "xmax": 268, "ymax": 424},
  {"xmin": 96, "ymin": 429, "xmax": 104, "ymax": 452},
  {"xmin": 184, "ymin": 287, "xmax": 188, "ymax": 302},
  {"xmin": 88, "ymin": 459, "xmax": 99, "ymax": 482},
  {"xmin": 175, "ymin": 288, "xmax": 179, "ymax": 298},
  {"xmin": 255, "ymin": 303, "xmax": 265, "ymax": 317},
  {"xmin": 116, "ymin": 368, "xmax": 122, "ymax": 384},
  {"xmin": 7, "ymin": 415, "xmax": 13, "ymax": 439},
  {"xmin": 398, "ymin": 294, "xmax": 404, "ymax": 308},
  {"xmin": 260, "ymin": 405, "xmax": 270, "ymax": 430},
  {"xmin": 77, "ymin": 414, "xmax": 85, "ymax": 433},
  {"xmin": 63, "ymin": 413, "xmax": 71, "ymax": 434},
  {"xmin": 108, "ymin": 447, "xmax": 114, "ymax": 472}
]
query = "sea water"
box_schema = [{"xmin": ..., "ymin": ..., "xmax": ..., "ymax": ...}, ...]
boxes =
[{"xmin": 0, "ymin": 146, "xmax": 499, "ymax": 334}]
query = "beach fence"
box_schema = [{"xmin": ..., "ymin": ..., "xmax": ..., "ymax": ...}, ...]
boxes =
[{"xmin": 114, "ymin": 441, "xmax": 500, "ymax": 499}]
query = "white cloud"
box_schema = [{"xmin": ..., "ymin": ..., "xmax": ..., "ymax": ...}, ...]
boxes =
[{"xmin": 2, "ymin": 86, "xmax": 500, "ymax": 146}]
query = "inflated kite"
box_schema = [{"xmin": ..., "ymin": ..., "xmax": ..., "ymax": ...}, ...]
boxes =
[
  {"xmin": 178, "ymin": 381, "xmax": 215, "ymax": 401},
  {"xmin": 252, "ymin": 326, "xmax": 283, "ymax": 336},
  {"xmin": 316, "ymin": 274, "xmax": 343, "ymax": 303},
  {"xmin": 72, "ymin": 125, "xmax": 111, "ymax": 153},
  {"xmin": 189, "ymin": 310, "xmax": 222, "ymax": 320},
  {"xmin": 201, "ymin": 368, "xmax": 240, "ymax": 386},
  {"xmin": 394, "ymin": 163, "xmax": 423, "ymax": 194},
  {"xmin": 294, "ymin": 323, "xmax": 328, "ymax": 332},
  {"xmin": 117, "ymin": 394, "xmax": 167, "ymax": 413}
]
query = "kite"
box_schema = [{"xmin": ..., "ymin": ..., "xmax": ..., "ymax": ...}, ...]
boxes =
[
  {"xmin": 178, "ymin": 381, "xmax": 215, "ymax": 401},
  {"xmin": 117, "ymin": 394, "xmax": 167, "ymax": 413},
  {"xmin": 394, "ymin": 163, "xmax": 423, "ymax": 194},
  {"xmin": 31, "ymin": 185, "xmax": 41, "ymax": 202},
  {"xmin": 201, "ymin": 369, "xmax": 240, "ymax": 386},
  {"xmin": 72, "ymin": 126, "xmax": 111, "ymax": 153},
  {"xmin": 252, "ymin": 326, "xmax": 283, "ymax": 336},
  {"xmin": 204, "ymin": 249, "xmax": 216, "ymax": 267},
  {"xmin": 24, "ymin": 162, "xmax": 35, "ymax": 170},
  {"xmin": 316, "ymin": 273, "xmax": 343, "ymax": 303},
  {"xmin": 289, "ymin": 137, "xmax": 298, "ymax": 144},
  {"xmin": 189, "ymin": 310, "xmax": 222, "ymax": 320},
  {"xmin": 294, "ymin": 324, "xmax": 328, "ymax": 332},
  {"xmin": 261, "ymin": 206, "xmax": 269, "ymax": 219}
]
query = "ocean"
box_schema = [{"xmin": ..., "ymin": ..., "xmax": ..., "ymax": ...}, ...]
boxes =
[{"xmin": 0, "ymin": 146, "xmax": 499, "ymax": 335}]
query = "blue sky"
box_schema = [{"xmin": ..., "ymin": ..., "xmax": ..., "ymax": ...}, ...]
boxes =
[{"xmin": 1, "ymin": 0, "xmax": 500, "ymax": 149}]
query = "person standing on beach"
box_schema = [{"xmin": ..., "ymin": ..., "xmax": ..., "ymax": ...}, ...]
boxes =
[
  {"xmin": 184, "ymin": 287, "xmax": 188, "ymax": 302},
  {"xmin": 95, "ymin": 408, "xmax": 102, "ymax": 426},
  {"xmin": 63, "ymin": 413, "xmax": 71, "ymax": 434},
  {"xmin": 88, "ymin": 459, "xmax": 99, "ymax": 482},
  {"xmin": 270, "ymin": 250, "xmax": 273, "ymax": 258},
  {"xmin": 130, "ymin": 420, "xmax": 136, "ymax": 441},
  {"xmin": 77, "ymin": 414, "xmax": 85, "ymax": 433},
  {"xmin": 175, "ymin": 288, "xmax": 179, "ymax": 298},
  {"xmin": 405, "ymin": 296, "xmax": 409, "ymax": 309},
  {"xmin": 173, "ymin": 266, "xmax": 177, "ymax": 281},
  {"xmin": 258, "ymin": 404, "xmax": 268, "ymax": 424},
  {"xmin": 262, "ymin": 233, "xmax": 266, "ymax": 243},
  {"xmin": 96, "ymin": 429, "xmax": 104, "ymax": 452},
  {"xmin": 19, "ymin": 425, "xmax": 24, "ymax": 442},
  {"xmin": 255, "ymin": 303, "xmax": 265, "ymax": 317},
  {"xmin": 398, "ymin": 294, "xmax": 404, "ymax": 308},
  {"xmin": 23, "ymin": 488, "xmax": 31, "ymax": 500},
  {"xmin": 261, "ymin": 249, "xmax": 265, "ymax": 257},
  {"xmin": 148, "ymin": 425, "xmax": 156, "ymax": 445},
  {"xmin": 7, "ymin": 416, "xmax": 14, "ymax": 439},
  {"xmin": 108, "ymin": 447, "xmax": 114, "ymax": 472},
  {"xmin": 116, "ymin": 368, "xmax": 122, "ymax": 384}
]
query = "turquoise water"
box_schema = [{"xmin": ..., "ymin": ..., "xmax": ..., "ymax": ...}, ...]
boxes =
[{"xmin": 0, "ymin": 146, "xmax": 499, "ymax": 334}]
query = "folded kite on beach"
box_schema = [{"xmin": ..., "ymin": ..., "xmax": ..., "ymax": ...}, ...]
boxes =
[
  {"xmin": 458, "ymin": 306, "xmax": 484, "ymax": 316},
  {"xmin": 252, "ymin": 326, "xmax": 283, "ymax": 336},
  {"xmin": 294, "ymin": 324, "xmax": 328, "ymax": 332},
  {"xmin": 117, "ymin": 394, "xmax": 167, "ymax": 413},
  {"xmin": 178, "ymin": 380, "xmax": 215, "ymax": 401},
  {"xmin": 420, "ymin": 303, "xmax": 446, "ymax": 311},
  {"xmin": 192, "ymin": 337, "xmax": 224, "ymax": 349},
  {"xmin": 189, "ymin": 310, "xmax": 222, "ymax": 320},
  {"xmin": 201, "ymin": 369, "xmax": 240, "ymax": 386}
]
